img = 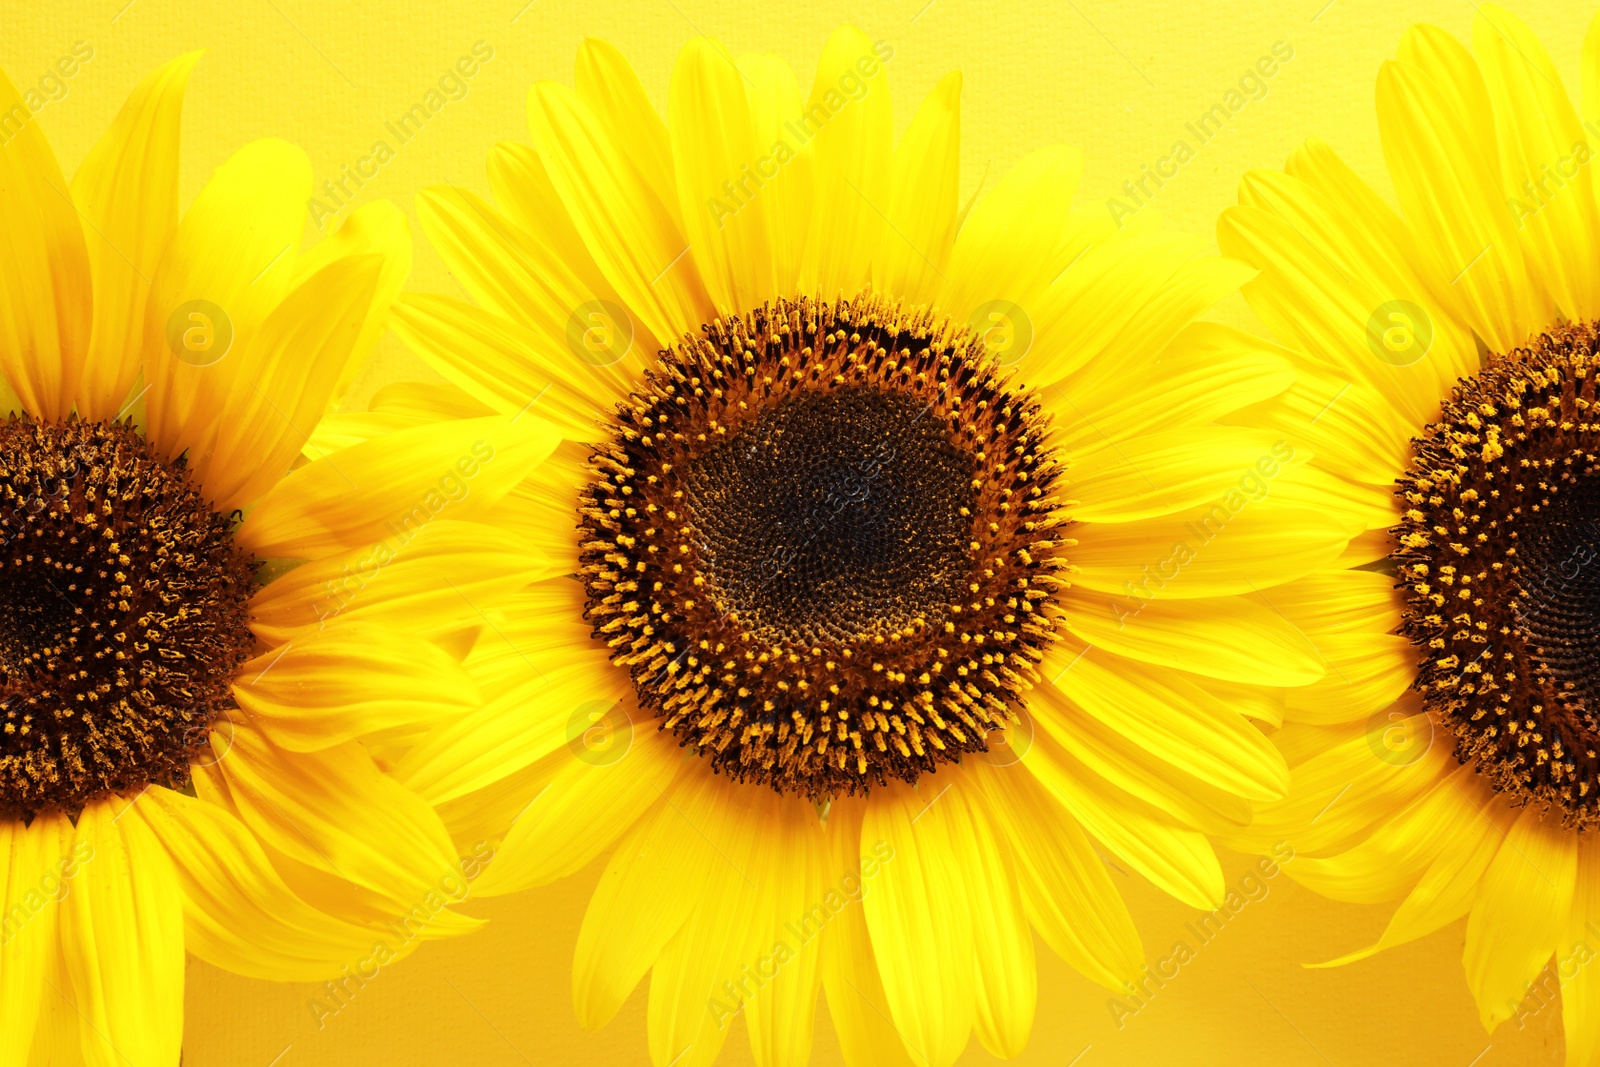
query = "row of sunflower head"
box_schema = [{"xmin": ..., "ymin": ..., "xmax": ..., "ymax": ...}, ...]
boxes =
[{"xmin": 0, "ymin": 7, "xmax": 1597, "ymax": 1067}]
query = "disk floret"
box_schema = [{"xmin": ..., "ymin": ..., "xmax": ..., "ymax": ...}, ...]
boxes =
[
  {"xmin": 578, "ymin": 295, "xmax": 1071, "ymax": 799},
  {"xmin": 0, "ymin": 418, "xmax": 257, "ymax": 821},
  {"xmin": 1395, "ymin": 319, "xmax": 1600, "ymax": 825}
]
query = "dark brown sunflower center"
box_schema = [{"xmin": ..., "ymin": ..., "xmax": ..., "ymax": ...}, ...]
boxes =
[
  {"xmin": 578, "ymin": 295, "xmax": 1069, "ymax": 800},
  {"xmin": 0, "ymin": 418, "xmax": 256, "ymax": 822},
  {"xmin": 1396, "ymin": 318, "xmax": 1600, "ymax": 825}
]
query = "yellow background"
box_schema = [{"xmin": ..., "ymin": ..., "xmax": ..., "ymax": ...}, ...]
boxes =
[{"xmin": 2, "ymin": 0, "xmax": 1589, "ymax": 1063}]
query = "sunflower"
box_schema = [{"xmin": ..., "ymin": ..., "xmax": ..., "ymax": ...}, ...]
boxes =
[
  {"xmin": 0, "ymin": 55, "xmax": 543, "ymax": 1063},
  {"xmin": 375, "ymin": 28, "xmax": 1356, "ymax": 1067},
  {"xmin": 1216, "ymin": 6, "xmax": 1600, "ymax": 1062}
]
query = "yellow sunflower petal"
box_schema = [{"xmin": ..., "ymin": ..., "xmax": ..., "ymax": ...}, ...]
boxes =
[
  {"xmin": 470, "ymin": 726, "xmax": 684, "ymax": 897},
  {"xmin": 389, "ymin": 293, "xmax": 610, "ymax": 441},
  {"xmin": 1561, "ymin": 837, "xmax": 1600, "ymax": 1065},
  {"xmin": 142, "ymin": 138, "xmax": 309, "ymax": 462},
  {"xmin": 69, "ymin": 52, "xmax": 197, "ymax": 420},
  {"xmin": 941, "ymin": 144, "xmax": 1084, "ymax": 322},
  {"xmin": 740, "ymin": 797, "xmax": 829, "ymax": 1067},
  {"xmin": 860, "ymin": 779, "xmax": 976, "ymax": 1067},
  {"xmin": 1061, "ymin": 590, "xmax": 1325, "ymax": 686},
  {"xmin": 971, "ymin": 763, "xmax": 1143, "ymax": 992},
  {"xmin": 215, "ymin": 723, "xmax": 474, "ymax": 924},
  {"xmin": 58, "ymin": 799, "xmax": 184, "ymax": 1067},
  {"xmin": 231, "ymin": 623, "xmax": 479, "ymax": 751},
  {"xmin": 671, "ymin": 37, "xmax": 777, "ymax": 314},
  {"xmin": 248, "ymin": 519, "xmax": 545, "ymax": 643},
  {"xmin": 738, "ymin": 54, "xmax": 811, "ymax": 295},
  {"xmin": 820, "ymin": 799, "xmax": 921, "ymax": 1067},
  {"xmin": 286, "ymin": 198, "xmax": 412, "ymax": 409},
  {"xmin": 1311, "ymin": 767, "xmax": 1511, "ymax": 966},
  {"xmin": 1464, "ymin": 805, "xmax": 1575, "ymax": 1030},
  {"xmin": 571, "ymin": 775, "xmax": 708, "ymax": 1030},
  {"xmin": 958, "ymin": 773, "xmax": 1036, "ymax": 1059},
  {"xmin": 1050, "ymin": 322, "xmax": 1293, "ymax": 454},
  {"xmin": 0, "ymin": 65, "xmax": 91, "ymax": 420},
  {"xmin": 1047, "ymin": 647, "xmax": 1288, "ymax": 802},
  {"xmin": 874, "ymin": 71, "xmax": 961, "ymax": 308},
  {"xmin": 240, "ymin": 414, "xmax": 560, "ymax": 558},
  {"xmin": 1473, "ymin": 5, "xmax": 1600, "ymax": 322},
  {"xmin": 196, "ymin": 251, "xmax": 386, "ymax": 511},
  {"xmin": 1021, "ymin": 735, "xmax": 1225, "ymax": 909},
  {"xmin": 797, "ymin": 27, "xmax": 893, "ymax": 298},
  {"xmin": 415, "ymin": 183, "xmax": 647, "ymax": 401},
  {"xmin": 528, "ymin": 79, "xmax": 711, "ymax": 345},
  {"xmin": 0, "ymin": 812, "xmax": 69, "ymax": 1064},
  {"xmin": 1378, "ymin": 32, "xmax": 1543, "ymax": 351},
  {"xmin": 576, "ymin": 38, "xmax": 682, "ymax": 231},
  {"xmin": 137, "ymin": 787, "xmax": 381, "ymax": 981}
]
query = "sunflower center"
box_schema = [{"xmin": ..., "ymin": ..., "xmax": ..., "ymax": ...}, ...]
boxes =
[
  {"xmin": 0, "ymin": 418, "xmax": 256, "ymax": 822},
  {"xmin": 1396, "ymin": 319, "xmax": 1600, "ymax": 825},
  {"xmin": 684, "ymin": 388, "xmax": 974, "ymax": 644},
  {"xmin": 578, "ymin": 296, "xmax": 1069, "ymax": 800}
]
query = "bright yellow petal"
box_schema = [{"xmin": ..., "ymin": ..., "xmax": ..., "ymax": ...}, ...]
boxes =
[
  {"xmin": 389, "ymin": 293, "xmax": 611, "ymax": 441},
  {"xmin": 971, "ymin": 764, "xmax": 1143, "ymax": 992},
  {"xmin": 861, "ymin": 778, "xmax": 975, "ymax": 1067},
  {"xmin": 820, "ymin": 799, "xmax": 921, "ymax": 1067},
  {"xmin": 248, "ymin": 519, "xmax": 545, "ymax": 643},
  {"xmin": 738, "ymin": 54, "xmax": 811, "ymax": 296},
  {"xmin": 671, "ymin": 37, "xmax": 777, "ymax": 314},
  {"xmin": 0, "ymin": 812, "xmax": 69, "ymax": 1064},
  {"xmin": 231, "ymin": 623, "xmax": 479, "ymax": 751},
  {"xmin": 69, "ymin": 52, "xmax": 197, "ymax": 420},
  {"xmin": 287, "ymin": 198, "xmax": 413, "ymax": 410},
  {"xmin": 213, "ymin": 724, "xmax": 477, "ymax": 930},
  {"xmin": 1061, "ymin": 590, "xmax": 1325, "ymax": 686},
  {"xmin": 1378, "ymin": 30, "xmax": 1544, "ymax": 350},
  {"xmin": 58, "ymin": 799, "xmax": 184, "ymax": 1067},
  {"xmin": 1464, "ymin": 805, "xmax": 1575, "ymax": 1030},
  {"xmin": 576, "ymin": 38, "xmax": 682, "ymax": 232},
  {"xmin": 0, "ymin": 65, "xmax": 91, "ymax": 420},
  {"xmin": 137, "ymin": 787, "xmax": 383, "ymax": 981},
  {"xmin": 196, "ymin": 251, "xmax": 386, "ymax": 511},
  {"xmin": 470, "ymin": 726, "xmax": 684, "ymax": 896},
  {"xmin": 571, "ymin": 775, "xmax": 705, "ymax": 1030},
  {"xmin": 874, "ymin": 71, "xmax": 961, "ymax": 307},
  {"xmin": 1473, "ymin": 5, "xmax": 1600, "ymax": 322},
  {"xmin": 1313, "ymin": 767, "xmax": 1511, "ymax": 965},
  {"xmin": 1562, "ymin": 836, "xmax": 1600, "ymax": 1065},
  {"xmin": 797, "ymin": 27, "xmax": 892, "ymax": 298},
  {"xmin": 240, "ymin": 413, "xmax": 560, "ymax": 558},
  {"xmin": 142, "ymin": 138, "xmax": 309, "ymax": 462},
  {"xmin": 528, "ymin": 79, "xmax": 712, "ymax": 345}
]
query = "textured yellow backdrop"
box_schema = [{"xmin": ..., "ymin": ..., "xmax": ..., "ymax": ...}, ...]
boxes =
[{"xmin": 3, "ymin": 0, "xmax": 1590, "ymax": 1063}]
